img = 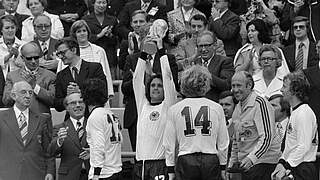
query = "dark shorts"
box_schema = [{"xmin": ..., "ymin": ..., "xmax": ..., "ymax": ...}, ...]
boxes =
[
  {"xmin": 176, "ymin": 153, "xmax": 221, "ymax": 180},
  {"xmin": 91, "ymin": 172, "xmax": 121, "ymax": 180},
  {"xmin": 241, "ymin": 163, "xmax": 276, "ymax": 180},
  {"xmin": 291, "ymin": 161, "xmax": 317, "ymax": 180},
  {"xmin": 133, "ymin": 159, "xmax": 168, "ymax": 180}
]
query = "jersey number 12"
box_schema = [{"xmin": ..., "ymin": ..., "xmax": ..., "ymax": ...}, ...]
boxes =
[{"xmin": 181, "ymin": 106, "xmax": 211, "ymax": 136}]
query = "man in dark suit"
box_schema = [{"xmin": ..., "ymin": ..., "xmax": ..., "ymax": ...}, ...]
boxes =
[
  {"xmin": 0, "ymin": 81, "xmax": 55, "ymax": 180},
  {"xmin": 49, "ymin": 92, "xmax": 89, "ymax": 180},
  {"xmin": 0, "ymin": 66, "xmax": 5, "ymax": 107},
  {"xmin": 54, "ymin": 37, "xmax": 106, "ymax": 112},
  {"xmin": 122, "ymin": 35, "xmax": 179, "ymax": 151},
  {"xmin": 118, "ymin": 0, "xmax": 167, "ymax": 39},
  {"xmin": 33, "ymin": 14, "xmax": 59, "ymax": 72},
  {"xmin": 0, "ymin": 0, "xmax": 29, "ymax": 39},
  {"xmin": 209, "ymin": 0, "xmax": 241, "ymax": 58},
  {"xmin": 194, "ymin": 30, "xmax": 234, "ymax": 102},
  {"xmin": 86, "ymin": 0, "xmax": 128, "ymax": 17},
  {"xmin": 283, "ymin": 16, "xmax": 319, "ymax": 72}
]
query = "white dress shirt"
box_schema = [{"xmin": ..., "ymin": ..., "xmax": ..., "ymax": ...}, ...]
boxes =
[{"xmin": 13, "ymin": 105, "xmax": 29, "ymax": 126}]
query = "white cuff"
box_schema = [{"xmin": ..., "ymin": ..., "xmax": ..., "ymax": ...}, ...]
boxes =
[
  {"xmin": 57, "ymin": 138, "xmax": 62, "ymax": 147},
  {"xmin": 128, "ymin": 48, "xmax": 134, "ymax": 55},
  {"xmin": 34, "ymin": 84, "xmax": 41, "ymax": 95}
]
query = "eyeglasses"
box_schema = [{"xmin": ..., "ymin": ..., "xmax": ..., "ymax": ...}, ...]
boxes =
[
  {"xmin": 56, "ymin": 49, "xmax": 69, "ymax": 58},
  {"xmin": 34, "ymin": 24, "xmax": 51, "ymax": 29},
  {"xmin": 293, "ymin": 25, "xmax": 306, "ymax": 30},
  {"xmin": 260, "ymin": 57, "xmax": 278, "ymax": 62},
  {"xmin": 197, "ymin": 43, "xmax": 215, "ymax": 49},
  {"xmin": 23, "ymin": 56, "xmax": 40, "ymax": 61},
  {"xmin": 67, "ymin": 100, "xmax": 84, "ymax": 106}
]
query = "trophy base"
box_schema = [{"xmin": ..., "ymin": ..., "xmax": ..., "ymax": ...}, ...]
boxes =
[{"xmin": 226, "ymin": 162, "xmax": 245, "ymax": 173}]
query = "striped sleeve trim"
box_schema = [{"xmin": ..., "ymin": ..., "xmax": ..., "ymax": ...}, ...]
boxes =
[{"xmin": 255, "ymin": 96, "xmax": 272, "ymax": 158}]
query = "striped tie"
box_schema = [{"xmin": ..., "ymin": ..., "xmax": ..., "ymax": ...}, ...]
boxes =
[
  {"xmin": 19, "ymin": 112, "xmax": 28, "ymax": 145},
  {"xmin": 41, "ymin": 41, "xmax": 48, "ymax": 59},
  {"xmin": 77, "ymin": 121, "xmax": 84, "ymax": 142},
  {"xmin": 295, "ymin": 42, "xmax": 304, "ymax": 71}
]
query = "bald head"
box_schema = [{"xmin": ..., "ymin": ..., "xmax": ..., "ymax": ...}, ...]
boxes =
[{"xmin": 231, "ymin": 71, "xmax": 254, "ymax": 102}]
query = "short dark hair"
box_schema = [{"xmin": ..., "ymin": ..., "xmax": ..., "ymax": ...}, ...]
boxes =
[
  {"xmin": 268, "ymin": 94, "xmax": 291, "ymax": 117},
  {"xmin": 283, "ymin": 72, "xmax": 310, "ymax": 103},
  {"xmin": 0, "ymin": 15, "xmax": 18, "ymax": 35},
  {"xmin": 246, "ymin": 19, "xmax": 271, "ymax": 44},
  {"xmin": 189, "ymin": 14, "xmax": 208, "ymax": 26},
  {"xmin": 81, "ymin": 78, "xmax": 108, "ymax": 107},
  {"xmin": 292, "ymin": 16, "xmax": 309, "ymax": 27},
  {"xmin": 55, "ymin": 37, "xmax": 80, "ymax": 56},
  {"xmin": 26, "ymin": 0, "xmax": 47, "ymax": 9},
  {"xmin": 145, "ymin": 74, "xmax": 163, "ymax": 103},
  {"xmin": 219, "ymin": 90, "xmax": 238, "ymax": 104}
]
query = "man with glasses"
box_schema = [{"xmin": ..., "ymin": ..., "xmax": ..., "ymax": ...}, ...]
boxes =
[
  {"xmin": 48, "ymin": 92, "xmax": 90, "ymax": 180},
  {"xmin": 283, "ymin": 16, "xmax": 319, "ymax": 72},
  {"xmin": 54, "ymin": 37, "xmax": 106, "ymax": 112},
  {"xmin": 2, "ymin": 42, "xmax": 56, "ymax": 132},
  {"xmin": 192, "ymin": 30, "xmax": 234, "ymax": 102},
  {"xmin": 32, "ymin": 14, "xmax": 59, "ymax": 72}
]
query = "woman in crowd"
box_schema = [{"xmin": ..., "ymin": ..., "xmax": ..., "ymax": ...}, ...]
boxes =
[
  {"xmin": 21, "ymin": 0, "xmax": 64, "ymax": 42},
  {"xmin": 0, "ymin": 15, "xmax": 25, "ymax": 79},
  {"xmin": 57, "ymin": 20, "xmax": 114, "ymax": 99},
  {"xmin": 234, "ymin": 19, "xmax": 289, "ymax": 76},
  {"xmin": 82, "ymin": 0, "xmax": 118, "ymax": 79}
]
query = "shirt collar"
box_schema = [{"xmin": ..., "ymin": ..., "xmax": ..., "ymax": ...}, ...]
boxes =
[
  {"xmin": 69, "ymin": 59, "xmax": 82, "ymax": 72},
  {"xmin": 5, "ymin": 11, "xmax": 16, "ymax": 16},
  {"xmin": 38, "ymin": 38, "xmax": 50, "ymax": 46},
  {"xmin": 13, "ymin": 104, "xmax": 29, "ymax": 121},
  {"xmin": 295, "ymin": 38, "xmax": 309, "ymax": 48},
  {"xmin": 70, "ymin": 116, "xmax": 85, "ymax": 129},
  {"xmin": 220, "ymin": 9, "xmax": 228, "ymax": 17},
  {"xmin": 141, "ymin": 0, "xmax": 151, "ymax": 6},
  {"xmin": 25, "ymin": 66, "xmax": 39, "ymax": 75}
]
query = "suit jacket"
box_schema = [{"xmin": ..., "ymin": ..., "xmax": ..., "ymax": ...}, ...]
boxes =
[
  {"xmin": 48, "ymin": 119, "xmax": 90, "ymax": 180},
  {"xmin": 2, "ymin": 68, "xmax": 56, "ymax": 114},
  {"xmin": 118, "ymin": 37, "xmax": 140, "ymax": 70},
  {"xmin": 194, "ymin": 55, "xmax": 234, "ymax": 102},
  {"xmin": 282, "ymin": 41, "xmax": 319, "ymax": 72},
  {"xmin": 0, "ymin": 108, "xmax": 55, "ymax": 180},
  {"xmin": 117, "ymin": 0, "xmax": 167, "ymax": 39},
  {"xmin": 209, "ymin": 9, "xmax": 241, "ymax": 58},
  {"xmin": 54, "ymin": 60, "xmax": 106, "ymax": 112},
  {"xmin": 121, "ymin": 51, "xmax": 178, "ymax": 128},
  {"xmin": 0, "ymin": 68, "xmax": 4, "ymax": 107},
  {"xmin": 87, "ymin": 0, "xmax": 128, "ymax": 17},
  {"xmin": 33, "ymin": 38, "xmax": 58, "ymax": 72},
  {"xmin": 303, "ymin": 65, "xmax": 320, "ymax": 150}
]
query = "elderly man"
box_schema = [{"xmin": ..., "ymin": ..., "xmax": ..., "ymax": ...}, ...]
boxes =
[
  {"xmin": 0, "ymin": 81, "xmax": 55, "ymax": 180},
  {"xmin": 32, "ymin": 14, "xmax": 59, "ymax": 72},
  {"xmin": 2, "ymin": 41, "xmax": 56, "ymax": 132},
  {"xmin": 229, "ymin": 71, "xmax": 281, "ymax": 180},
  {"xmin": 49, "ymin": 92, "xmax": 89, "ymax": 180}
]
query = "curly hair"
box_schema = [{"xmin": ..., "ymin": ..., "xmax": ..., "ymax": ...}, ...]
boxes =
[
  {"xmin": 81, "ymin": 78, "xmax": 108, "ymax": 106},
  {"xmin": 283, "ymin": 71, "xmax": 310, "ymax": 103},
  {"xmin": 180, "ymin": 65, "xmax": 211, "ymax": 97},
  {"xmin": 246, "ymin": 19, "xmax": 271, "ymax": 44}
]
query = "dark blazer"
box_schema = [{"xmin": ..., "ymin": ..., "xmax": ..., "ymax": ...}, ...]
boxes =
[
  {"xmin": 87, "ymin": 0, "xmax": 128, "ymax": 17},
  {"xmin": 48, "ymin": 119, "xmax": 90, "ymax": 180},
  {"xmin": 117, "ymin": 0, "xmax": 167, "ymax": 39},
  {"xmin": 82, "ymin": 13, "xmax": 119, "ymax": 68},
  {"xmin": 209, "ymin": 9, "xmax": 241, "ymax": 58},
  {"xmin": 303, "ymin": 65, "xmax": 320, "ymax": 150},
  {"xmin": 0, "ymin": 108, "xmax": 55, "ymax": 180},
  {"xmin": 0, "ymin": 68, "xmax": 4, "ymax": 107},
  {"xmin": 194, "ymin": 55, "xmax": 234, "ymax": 102},
  {"xmin": 118, "ymin": 37, "xmax": 140, "ymax": 70},
  {"xmin": 54, "ymin": 60, "xmax": 106, "ymax": 112},
  {"xmin": 282, "ymin": 41, "xmax": 319, "ymax": 72},
  {"xmin": 121, "ymin": 51, "xmax": 178, "ymax": 129},
  {"xmin": 33, "ymin": 38, "xmax": 59, "ymax": 72}
]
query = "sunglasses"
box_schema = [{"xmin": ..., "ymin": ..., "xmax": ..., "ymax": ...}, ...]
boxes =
[
  {"xmin": 24, "ymin": 56, "xmax": 40, "ymax": 61},
  {"xmin": 56, "ymin": 49, "xmax": 69, "ymax": 57},
  {"xmin": 293, "ymin": 25, "xmax": 306, "ymax": 30},
  {"xmin": 260, "ymin": 57, "xmax": 278, "ymax": 62}
]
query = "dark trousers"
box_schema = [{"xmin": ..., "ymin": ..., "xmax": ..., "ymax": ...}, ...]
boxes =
[
  {"xmin": 128, "ymin": 123, "xmax": 137, "ymax": 151},
  {"xmin": 80, "ymin": 169, "xmax": 89, "ymax": 180},
  {"xmin": 133, "ymin": 159, "xmax": 168, "ymax": 180},
  {"xmin": 176, "ymin": 153, "xmax": 221, "ymax": 180},
  {"xmin": 241, "ymin": 163, "xmax": 276, "ymax": 180},
  {"xmin": 291, "ymin": 162, "xmax": 317, "ymax": 180}
]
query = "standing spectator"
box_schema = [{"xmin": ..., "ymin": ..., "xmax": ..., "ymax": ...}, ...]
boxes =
[
  {"xmin": 229, "ymin": 71, "xmax": 281, "ymax": 180},
  {"xmin": 218, "ymin": 90, "xmax": 237, "ymax": 131},
  {"xmin": 82, "ymin": 0, "xmax": 119, "ymax": 79},
  {"xmin": 21, "ymin": 0, "xmax": 64, "ymax": 42},
  {"xmin": 32, "ymin": 14, "xmax": 59, "ymax": 72},
  {"xmin": 283, "ymin": 16, "xmax": 319, "ymax": 72},
  {"xmin": 271, "ymin": 72, "xmax": 318, "ymax": 180},
  {"xmin": 47, "ymin": 0, "xmax": 87, "ymax": 36},
  {"xmin": 59, "ymin": 20, "xmax": 114, "ymax": 99},
  {"xmin": 84, "ymin": 78, "xmax": 122, "ymax": 180},
  {"xmin": 86, "ymin": 0, "xmax": 128, "ymax": 17},
  {"xmin": 133, "ymin": 35, "xmax": 178, "ymax": 179},
  {"xmin": 54, "ymin": 37, "xmax": 106, "ymax": 112},
  {"xmin": 0, "ymin": 68, "xmax": 4, "ymax": 107},
  {"xmin": 0, "ymin": 81, "xmax": 55, "ymax": 180},
  {"xmin": 48, "ymin": 92, "xmax": 90, "ymax": 180},
  {"xmin": 117, "ymin": 0, "xmax": 167, "ymax": 40},
  {"xmin": 164, "ymin": 65, "xmax": 229, "ymax": 180},
  {"xmin": 0, "ymin": 0, "xmax": 29, "ymax": 39},
  {"xmin": 0, "ymin": 15, "xmax": 25, "ymax": 79},
  {"xmin": 193, "ymin": 30, "xmax": 234, "ymax": 102},
  {"xmin": 209, "ymin": 0, "xmax": 241, "ymax": 58}
]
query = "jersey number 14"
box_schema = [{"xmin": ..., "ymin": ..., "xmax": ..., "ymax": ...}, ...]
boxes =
[{"xmin": 181, "ymin": 106, "xmax": 211, "ymax": 136}]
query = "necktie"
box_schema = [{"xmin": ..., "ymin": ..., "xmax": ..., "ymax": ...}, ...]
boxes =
[
  {"xmin": 76, "ymin": 121, "xmax": 84, "ymax": 142},
  {"xmin": 19, "ymin": 112, "xmax": 28, "ymax": 145},
  {"xmin": 141, "ymin": 3, "xmax": 148, "ymax": 12},
  {"xmin": 41, "ymin": 41, "xmax": 48, "ymax": 59},
  {"xmin": 203, "ymin": 61, "xmax": 208, "ymax": 68},
  {"xmin": 72, "ymin": 67, "xmax": 79, "ymax": 82},
  {"xmin": 295, "ymin": 42, "xmax": 304, "ymax": 71}
]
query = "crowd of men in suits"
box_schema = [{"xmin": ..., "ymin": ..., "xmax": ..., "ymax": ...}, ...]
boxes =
[{"xmin": 0, "ymin": 0, "xmax": 320, "ymax": 180}]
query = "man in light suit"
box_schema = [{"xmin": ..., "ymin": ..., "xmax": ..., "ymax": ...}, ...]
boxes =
[
  {"xmin": 49, "ymin": 92, "xmax": 89, "ymax": 180},
  {"xmin": 33, "ymin": 14, "xmax": 59, "ymax": 73},
  {"xmin": 194, "ymin": 30, "xmax": 234, "ymax": 102},
  {"xmin": 0, "ymin": 81, "xmax": 55, "ymax": 180},
  {"xmin": 2, "ymin": 41, "xmax": 56, "ymax": 132}
]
